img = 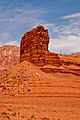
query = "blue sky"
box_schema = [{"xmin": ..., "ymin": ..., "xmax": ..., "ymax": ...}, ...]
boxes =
[{"xmin": 0, "ymin": 0, "xmax": 80, "ymax": 54}]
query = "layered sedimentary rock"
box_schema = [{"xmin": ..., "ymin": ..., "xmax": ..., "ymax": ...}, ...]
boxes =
[
  {"xmin": 20, "ymin": 25, "xmax": 61, "ymax": 67},
  {"xmin": 0, "ymin": 45, "xmax": 20, "ymax": 71}
]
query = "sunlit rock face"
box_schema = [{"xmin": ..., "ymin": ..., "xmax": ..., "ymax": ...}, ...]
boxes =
[
  {"xmin": 0, "ymin": 45, "xmax": 20, "ymax": 71},
  {"xmin": 20, "ymin": 25, "xmax": 61, "ymax": 67}
]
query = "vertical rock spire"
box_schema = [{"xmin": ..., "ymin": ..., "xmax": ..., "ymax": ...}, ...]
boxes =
[{"xmin": 20, "ymin": 25, "xmax": 61, "ymax": 67}]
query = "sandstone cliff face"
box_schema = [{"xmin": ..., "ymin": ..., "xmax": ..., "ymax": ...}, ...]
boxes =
[
  {"xmin": 0, "ymin": 45, "xmax": 20, "ymax": 71},
  {"xmin": 20, "ymin": 25, "xmax": 61, "ymax": 67}
]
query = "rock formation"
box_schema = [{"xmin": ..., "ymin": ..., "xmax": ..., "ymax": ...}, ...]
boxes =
[
  {"xmin": 71, "ymin": 52, "xmax": 80, "ymax": 56},
  {"xmin": 20, "ymin": 25, "xmax": 61, "ymax": 67},
  {"xmin": 0, "ymin": 45, "xmax": 20, "ymax": 71}
]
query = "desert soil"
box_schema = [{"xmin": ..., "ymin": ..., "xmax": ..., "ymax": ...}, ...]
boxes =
[{"xmin": 0, "ymin": 61, "xmax": 80, "ymax": 120}]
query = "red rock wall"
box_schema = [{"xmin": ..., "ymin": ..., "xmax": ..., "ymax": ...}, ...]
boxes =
[{"xmin": 20, "ymin": 25, "xmax": 61, "ymax": 67}]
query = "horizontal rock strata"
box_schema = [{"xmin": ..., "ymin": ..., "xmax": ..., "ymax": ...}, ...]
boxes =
[{"xmin": 20, "ymin": 25, "xmax": 61, "ymax": 67}]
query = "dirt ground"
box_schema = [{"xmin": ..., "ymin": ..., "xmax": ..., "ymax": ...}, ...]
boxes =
[
  {"xmin": 0, "ymin": 73, "xmax": 80, "ymax": 120},
  {"xmin": 0, "ymin": 94, "xmax": 80, "ymax": 120},
  {"xmin": 0, "ymin": 60, "xmax": 80, "ymax": 120}
]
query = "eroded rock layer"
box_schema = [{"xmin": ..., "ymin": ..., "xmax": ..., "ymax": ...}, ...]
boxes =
[
  {"xmin": 0, "ymin": 45, "xmax": 20, "ymax": 71},
  {"xmin": 20, "ymin": 25, "xmax": 61, "ymax": 66}
]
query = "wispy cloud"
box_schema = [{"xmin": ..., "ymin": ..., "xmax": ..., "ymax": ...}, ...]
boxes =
[
  {"xmin": 0, "ymin": 40, "xmax": 19, "ymax": 46},
  {"xmin": 0, "ymin": 2, "xmax": 46, "ymax": 46},
  {"xmin": 61, "ymin": 12, "xmax": 80, "ymax": 19},
  {"xmin": 0, "ymin": 0, "xmax": 80, "ymax": 54},
  {"xmin": 45, "ymin": 15, "xmax": 80, "ymax": 54}
]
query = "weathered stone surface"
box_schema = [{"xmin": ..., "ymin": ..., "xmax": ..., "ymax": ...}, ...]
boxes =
[
  {"xmin": 20, "ymin": 25, "xmax": 61, "ymax": 67},
  {"xmin": 0, "ymin": 45, "xmax": 20, "ymax": 71}
]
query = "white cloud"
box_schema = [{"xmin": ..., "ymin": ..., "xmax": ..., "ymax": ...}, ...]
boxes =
[
  {"xmin": 46, "ymin": 16, "xmax": 80, "ymax": 54},
  {"xmin": 0, "ymin": 3, "xmax": 46, "ymax": 46},
  {"xmin": 0, "ymin": 1, "xmax": 80, "ymax": 54},
  {"xmin": 61, "ymin": 12, "xmax": 80, "ymax": 19},
  {"xmin": 49, "ymin": 35, "xmax": 80, "ymax": 54},
  {"xmin": 0, "ymin": 40, "xmax": 19, "ymax": 46}
]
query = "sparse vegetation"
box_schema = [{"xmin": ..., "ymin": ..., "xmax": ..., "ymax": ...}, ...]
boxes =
[
  {"xmin": 27, "ymin": 89, "xmax": 31, "ymax": 92},
  {"xmin": 11, "ymin": 112, "xmax": 17, "ymax": 117},
  {"xmin": 1, "ymin": 112, "xmax": 7, "ymax": 116},
  {"xmin": 41, "ymin": 117, "xmax": 49, "ymax": 120}
]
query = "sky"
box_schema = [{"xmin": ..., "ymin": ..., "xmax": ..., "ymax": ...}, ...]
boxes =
[{"xmin": 0, "ymin": 0, "xmax": 80, "ymax": 54}]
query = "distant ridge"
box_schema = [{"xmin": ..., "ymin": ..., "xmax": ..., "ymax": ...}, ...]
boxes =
[{"xmin": 71, "ymin": 52, "xmax": 80, "ymax": 56}]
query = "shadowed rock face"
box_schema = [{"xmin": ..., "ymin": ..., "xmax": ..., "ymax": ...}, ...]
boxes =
[{"xmin": 20, "ymin": 25, "xmax": 61, "ymax": 67}]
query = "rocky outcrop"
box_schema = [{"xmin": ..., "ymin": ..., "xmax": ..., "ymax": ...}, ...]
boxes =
[
  {"xmin": 20, "ymin": 25, "xmax": 61, "ymax": 67},
  {"xmin": 71, "ymin": 52, "xmax": 80, "ymax": 56},
  {"xmin": 0, "ymin": 45, "xmax": 20, "ymax": 71}
]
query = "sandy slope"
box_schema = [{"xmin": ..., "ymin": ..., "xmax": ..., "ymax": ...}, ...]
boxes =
[{"xmin": 0, "ymin": 61, "xmax": 80, "ymax": 120}]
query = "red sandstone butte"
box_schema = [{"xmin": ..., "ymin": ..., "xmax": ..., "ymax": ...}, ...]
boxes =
[{"xmin": 20, "ymin": 25, "xmax": 61, "ymax": 67}]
